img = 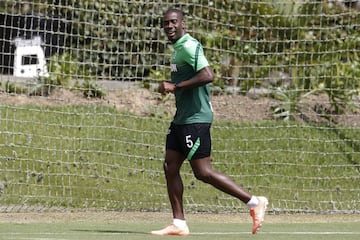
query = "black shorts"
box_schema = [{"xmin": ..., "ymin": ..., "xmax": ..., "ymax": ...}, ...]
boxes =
[{"xmin": 166, "ymin": 122, "xmax": 211, "ymax": 160}]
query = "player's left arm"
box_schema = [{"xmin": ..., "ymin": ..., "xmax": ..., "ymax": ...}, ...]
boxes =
[
  {"xmin": 175, "ymin": 66, "xmax": 214, "ymax": 90},
  {"xmin": 159, "ymin": 42, "xmax": 214, "ymax": 94},
  {"xmin": 175, "ymin": 43, "xmax": 214, "ymax": 90},
  {"xmin": 160, "ymin": 66, "xmax": 214, "ymax": 94}
]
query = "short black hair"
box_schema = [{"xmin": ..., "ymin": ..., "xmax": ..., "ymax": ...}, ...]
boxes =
[{"xmin": 164, "ymin": 8, "xmax": 185, "ymax": 20}]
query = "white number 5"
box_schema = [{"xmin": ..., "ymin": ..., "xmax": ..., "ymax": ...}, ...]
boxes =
[{"xmin": 185, "ymin": 135, "xmax": 193, "ymax": 148}]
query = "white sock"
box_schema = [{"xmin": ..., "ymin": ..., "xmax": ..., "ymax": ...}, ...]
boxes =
[
  {"xmin": 173, "ymin": 218, "xmax": 187, "ymax": 228},
  {"xmin": 247, "ymin": 196, "xmax": 259, "ymax": 208}
]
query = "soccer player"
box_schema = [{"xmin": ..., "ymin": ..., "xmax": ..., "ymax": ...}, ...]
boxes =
[{"xmin": 151, "ymin": 8, "xmax": 268, "ymax": 236}]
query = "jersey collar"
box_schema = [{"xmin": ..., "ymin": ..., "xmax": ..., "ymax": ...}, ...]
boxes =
[{"xmin": 173, "ymin": 33, "xmax": 190, "ymax": 48}]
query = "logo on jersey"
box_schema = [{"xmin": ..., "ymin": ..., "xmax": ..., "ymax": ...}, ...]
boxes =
[
  {"xmin": 170, "ymin": 63, "xmax": 178, "ymax": 72},
  {"xmin": 171, "ymin": 51, "xmax": 178, "ymax": 72}
]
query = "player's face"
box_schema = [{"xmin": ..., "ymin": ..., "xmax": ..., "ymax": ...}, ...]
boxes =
[{"xmin": 163, "ymin": 12, "xmax": 185, "ymax": 43}]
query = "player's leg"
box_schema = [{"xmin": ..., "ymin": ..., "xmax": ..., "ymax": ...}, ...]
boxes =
[
  {"xmin": 187, "ymin": 122, "xmax": 268, "ymax": 234},
  {"xmin": 164, "ymin": 149, "xmax": 186, "ymax": 220},
  {"xmin": 151, "ymin": 124, "xmax": 189, "ymax": 236},
  {"xmin": 151, "ymin": 150, "xmax": 189, "ymax": 236},
  {"xmin": 185, "ymin": 123, "xmax": 252, "ymax": 203},
  {"xmin": 190, "ymin": 156, "xmax": 252, "ymax": 202},
  {"xmin": 190, "ymin": 157, "xmax": 268, "ymax": 234}
]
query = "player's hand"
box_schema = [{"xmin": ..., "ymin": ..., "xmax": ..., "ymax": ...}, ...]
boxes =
[{"xmin": 158, "ymin": 81, "xmax": 176, "ymax": 94}]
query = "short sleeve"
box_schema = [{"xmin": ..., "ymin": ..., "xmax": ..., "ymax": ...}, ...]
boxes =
[{"xmin": 182, "ymin": 40, "xmax": 209, "ymax": 72}]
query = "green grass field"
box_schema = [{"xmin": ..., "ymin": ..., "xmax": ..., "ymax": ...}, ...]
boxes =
[
  {"xmin": 1, "ymin": 105, "xmax": 359, "ymax": 212},
  {"xmin": 0, "ymin": 212, "xmax": 359, "ymax": 240}
]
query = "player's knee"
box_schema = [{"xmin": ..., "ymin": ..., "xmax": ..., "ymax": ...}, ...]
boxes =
[
  {"xmin": 163, "ymin": 161, "xmax": 174, "ymax": 176},
  {"xmin": 193, "ymin": 169, "xmax": 212, "ymax": 183},
  {"xmin": 163, "ymin": 161, "xmax": 168, "ymax": 173}
]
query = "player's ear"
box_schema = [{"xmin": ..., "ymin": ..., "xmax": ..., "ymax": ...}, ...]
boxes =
[{"xmin": 181, "ymin": 20, "xmax": 185, "ymax": 30}]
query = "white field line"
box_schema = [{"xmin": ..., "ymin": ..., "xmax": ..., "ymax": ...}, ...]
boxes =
[
  {"xmin": 5, "ymin": 239, "xmax": 68, "ymax": 240},
  {"xmin": 192, "ymin": 231, "xmax": 360, "ymax": 235},
  {"xmin": 3, "ymin": 231, "xmax": 360, "ymax": 236}
]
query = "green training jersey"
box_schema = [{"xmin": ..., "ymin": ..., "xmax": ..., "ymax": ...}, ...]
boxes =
[{"xmin": 170, "ymin": 33, "xmax": 213, "ymax": 125}]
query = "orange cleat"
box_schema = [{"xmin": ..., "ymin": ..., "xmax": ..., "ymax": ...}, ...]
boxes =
[
  {"xmin": 151, "ymin": 224, "xmax": 190, "ymax": 236},
  {"xmin": 250, "ymin": 196, "xmax": 268, "ymax": 234}
]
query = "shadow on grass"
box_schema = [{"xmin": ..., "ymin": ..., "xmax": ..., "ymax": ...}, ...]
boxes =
[{"xmin": 73, "ymin": 229, "xmax": 149, "ymax": 235}]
